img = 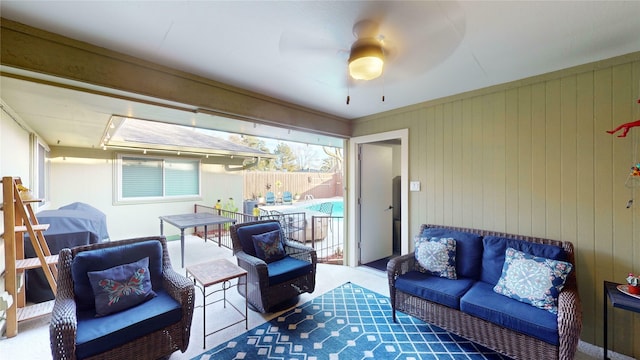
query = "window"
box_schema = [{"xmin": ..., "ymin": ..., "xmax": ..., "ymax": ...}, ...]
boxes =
[{"xmin": 116, "ymin": 154, "xmax": 200, "ymax": 203}]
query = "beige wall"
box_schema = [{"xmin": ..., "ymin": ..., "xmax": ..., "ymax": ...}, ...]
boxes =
[{"xmin": 352, "ymin": 52, "xmax": 640, "ymax": 358}]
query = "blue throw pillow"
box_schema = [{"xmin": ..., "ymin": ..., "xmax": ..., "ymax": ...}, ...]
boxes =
[
  {"xmin": 414, "ymin": 237, "xmax": 457, "ymax": 279},
  {"xmin": 493, "ymin": 247, "xmax": 573, "ymax": 314},
  {"xmin": 87, "ymin": 257, "xmax": 157, "ymax": 317},
  {"xmin": 481, "ymin": 236, "xmax": 566, "ymax": 285},
  {"xmin": 252, "ymin": 230, "xmax": 286, "ymax": 263},
  {"xmin": 420, "ymin": 227, "xmax": 483, "ymax": 279}
]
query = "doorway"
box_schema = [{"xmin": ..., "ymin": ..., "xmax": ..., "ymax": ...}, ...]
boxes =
[
  {"xmin": 359, "ymin": 142, "xmax": 394, "ymax": 266},
  {"xmin": 347, "ymin": 129, "xmax": 409, "ymax": 268}
]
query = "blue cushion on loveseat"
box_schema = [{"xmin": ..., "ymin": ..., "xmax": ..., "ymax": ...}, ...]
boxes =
[
  {"xmin": 460, "ymin": 281, "xmax": 559, "ymax": 345},
  {"xmin": 72, "ymin": 240, "xmax": 164, "ymax": 310},
  {"xmin": 267, "ymin": 255, "xmax": 313, "ymax": 285},
  {"xmin": 420, "ymin": 228, "xmax": 484, "ymax": 279},
  {"xmin": 480, "ymin": 236, "xmax": 566, "ymax": 285},
  {"xmin": 395, "ymin": 271, "xmax": 475, "ymax": 309},
  {"xmin": 75, "ymin": 290, "xmax": 182, "ymax": 359},
  {"xmin": 235, "ymin": 221, "xmax": 283, "ymax": 258}
]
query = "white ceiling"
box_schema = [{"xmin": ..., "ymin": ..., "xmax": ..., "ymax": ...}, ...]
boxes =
[{"xmin": 1, "ymin": 1, "xmax": 640, "ymax": 149}]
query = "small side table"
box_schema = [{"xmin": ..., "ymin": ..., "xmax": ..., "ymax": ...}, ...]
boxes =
[
  {"xmin": 603, "ymin": 281, "xmax": 640, "ymax": 360},
  {"xmin": 186, "ymin": 258, "xmax": 248, "ymax": 348}
]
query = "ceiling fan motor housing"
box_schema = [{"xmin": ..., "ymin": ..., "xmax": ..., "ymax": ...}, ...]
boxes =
[{"xmin": 348, "ymin": 37, "xmax": 384, "ymax": 80}]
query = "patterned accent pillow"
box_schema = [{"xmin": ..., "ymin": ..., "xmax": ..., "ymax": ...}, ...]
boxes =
[
  {"xmin": 493, "ymin": 247, "xmax": 573, "ymax": 314},
  {"xmin": 252, "ymin": 230, "xmax": 286, "ymax": 263},
  {"xmin": 414, "ymin": 237, "xmax": 457, "ymax": 279},
  {"xmin": 87, "ymin": 257, "xmax": 156, "ymax": 317}
]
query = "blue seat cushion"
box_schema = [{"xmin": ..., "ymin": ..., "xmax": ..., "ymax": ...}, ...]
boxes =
[
  {"xmin": 460, "ymin": 281, "xmax": 559, "ymax": 345},
  {"xmin": 394, "ymin": 271, "xmax": 475, "ymax": 309},
  {"xmin": 236, "ymin": 222, "xmax": 282, "ymax": 257},
  {"xmin": 480, "ymin": 236, "xmax": 566, "ymax": 285},
  {"xmin": 75, "ymin": 290, "xmax": 182, "ymax": 359},
  {"xmin": 420, "ymin": 228, "xmax": 484, "ymax": 280},
  {"xmin": 267, "ymin": 255, "xmax": 313, "ymax": 286},
  {"xmin": 72, "ymin": 240, "xmax": 164, "ymax": 311}
]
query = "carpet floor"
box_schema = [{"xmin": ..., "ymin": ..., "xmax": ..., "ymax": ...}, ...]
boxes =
[{"xmin": 192, "ymin": 282, "xmax": 510, "ymax": 360}]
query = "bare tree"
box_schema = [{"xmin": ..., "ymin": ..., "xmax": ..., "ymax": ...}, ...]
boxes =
[{"xmin": 321, "ymin": 147, "xmax": 343, "ymax": 172}]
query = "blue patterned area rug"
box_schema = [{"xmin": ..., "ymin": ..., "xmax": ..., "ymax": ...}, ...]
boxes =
[{"xmin": 192, "ymin": 282, "xmax": 510, "ymax": 360}]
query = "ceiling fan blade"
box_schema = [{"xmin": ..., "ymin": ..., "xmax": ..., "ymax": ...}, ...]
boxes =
[
  {"xmin": 278, "ymin": 30, "xmax": 345, "ymax": 56},
  {"xmin": 376, "ymin": 1, "xmax": 466, "ymax": 82}
]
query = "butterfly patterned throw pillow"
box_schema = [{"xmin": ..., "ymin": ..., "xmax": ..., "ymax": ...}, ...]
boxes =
[
  {"xmin": 252, "ymin": 230, "xmax": 286, "ymax": 263},
  {"xmin": 87, "ymin": 257, "xmax": 156, "ymax": 317}
]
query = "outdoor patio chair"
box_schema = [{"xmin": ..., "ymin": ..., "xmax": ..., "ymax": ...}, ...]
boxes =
[
  {"xmin": 318, "ymin": 202, "xmax": 334, "ymax": 216},
  {"xmin": 265, "ymin": 191, "xmax": 276, "ymax": 205},
  {"xmin": 230, "ymin": 220, "xmax": 317, "ymax": 313},
  {"xmin": 282, "ymin": 191, "xmax": 293, "ymax": 204},
  {"xmin": 258, "ymin": 208, "xmax": 273, "ymax": 219},
  {"xmin": 50, "ymin": 236, "xmax": 195, "ymax": 360}
]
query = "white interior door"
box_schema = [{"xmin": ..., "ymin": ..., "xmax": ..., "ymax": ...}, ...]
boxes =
[{"xmin": 359, "ymin": 143, "xmax": 393, "ymax": 264}]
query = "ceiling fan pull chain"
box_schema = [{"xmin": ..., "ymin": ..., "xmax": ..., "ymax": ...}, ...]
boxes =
[
  {"xmin": 381, "ymin": 71, "xmax": 385, "ymax": 103},
  {"xmin": 346, "ymin": 74, "xmax": 351, "ymax": 105}
]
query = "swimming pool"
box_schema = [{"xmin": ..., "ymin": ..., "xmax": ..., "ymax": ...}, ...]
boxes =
[{"xmin": 305, "ymin": 200, "xmax": 344, "ymax": 217}]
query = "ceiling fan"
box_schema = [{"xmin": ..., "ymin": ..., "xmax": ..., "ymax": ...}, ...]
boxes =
[
  {"xmin": 277, "ymin": 1, "xmax": 466, "ymax": 101},
  {"xmin": 347, "ymin": 20, "xmax": 389, "ymax": 81}
]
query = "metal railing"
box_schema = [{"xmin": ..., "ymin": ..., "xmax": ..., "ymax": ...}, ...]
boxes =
[
  {"xmin": 310, "ymin": 215, "xmax": 344, "ymax": 265},
  {"xmin": 192, "ymin": 204, "xmax": 344, "ymax": 265}
]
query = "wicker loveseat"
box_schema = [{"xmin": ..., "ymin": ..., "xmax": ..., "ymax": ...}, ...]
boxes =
[
  {"xmin": 388, "ymin": 224, "xmax": 582, "ymax": 360},
  {"xmin": 50, "ymin": 236, "xmax": 195, "ymax": 360}
]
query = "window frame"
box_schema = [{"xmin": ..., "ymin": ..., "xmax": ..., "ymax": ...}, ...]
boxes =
[
  {"xmin": 30, "ymin": 133, "xmax": 50, "ymax": 209},
  {"xmin": 114, "ymin": 153, "xmax": 202, "ymax": 205}
]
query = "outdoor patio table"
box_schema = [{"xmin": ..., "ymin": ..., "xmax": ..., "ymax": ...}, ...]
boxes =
[{"xmin": 159, "ymin": 212, "xmax": 236, "ymax": 268}]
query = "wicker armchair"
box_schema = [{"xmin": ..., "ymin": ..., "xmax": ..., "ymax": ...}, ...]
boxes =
[
  {"xmin": 50, "ymin": 236, "xmax": 194, "ymax": 360},
  {"xmin": 230, "ymin": 220, "xmax": 317, "ymax": 313}
]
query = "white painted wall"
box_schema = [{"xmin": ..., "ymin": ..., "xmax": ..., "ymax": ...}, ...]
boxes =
[
  {"xmin": 48, "ymin": 148, "xmax": 244, "ymax": 240},
  {"xmin": 0, "ymin": 104, "xmax": 31, "ymax": 195},
  {"xmin": 0, "ymin": 102, "xmax": 33, "ymax": 317}
]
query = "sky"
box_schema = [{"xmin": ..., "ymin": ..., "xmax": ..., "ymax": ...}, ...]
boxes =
[{"xmin": 206, "ymin": 129, "xmax": 338, "ymax": 170}]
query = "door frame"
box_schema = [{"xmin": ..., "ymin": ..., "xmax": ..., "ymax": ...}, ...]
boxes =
[{"xmin": 347, "ymin": 129, "xmax": 409, "ymax": 267}]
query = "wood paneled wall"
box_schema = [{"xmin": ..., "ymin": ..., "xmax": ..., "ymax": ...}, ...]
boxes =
[{"xmin": 353, "ymin": 53, "xmax": 640, "ymax": 357}]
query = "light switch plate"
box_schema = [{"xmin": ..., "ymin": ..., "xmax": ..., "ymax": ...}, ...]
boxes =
[{"xmin": 410, "ymin": 181, "xmax": 421, "ymax": 192}]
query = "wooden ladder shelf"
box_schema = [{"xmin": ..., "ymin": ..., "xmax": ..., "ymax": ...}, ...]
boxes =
[{"xmin": 2, "ymin": 176, "xmax": 57, "ymax": 337}]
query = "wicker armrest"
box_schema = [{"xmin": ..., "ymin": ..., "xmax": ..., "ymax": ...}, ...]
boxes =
[
  {"xmin": 50, "ymin": 297, "xmax": 78, "ymax": 360},
  {"xmin": 50, "ymin": 248, "xmax": 78, "ymax": 360},
  {"xmin": 235, "ymin": 250, "xmax": 268, "ymax": 268},
  {"xmin": 162, "ymin": 268, "xmax": 194, "ymax": 304},
  {"xmin": 557, "ymin": 284, "xmax": 582, "ymax": 359},
  {"xmin": 235, "ymin": 250, "xmax": 269, "ymax": 281},
  {"xmin": 284, "ymin": 240, "xmax": 317, "ymax": 263},
  {"xmin": 387, "ymin": 252, "xmax": 416, "ymax": 281},
  {"xmin": 161, "ymin": 267, "xmax": 195, "ymax": 352},
  {"xmin": 387, "ymin": 252, "xmax": 416, "ymax": 322}
]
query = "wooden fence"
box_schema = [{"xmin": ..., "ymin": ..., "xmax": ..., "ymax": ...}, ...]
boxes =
[{"xmin": 243, "ymin": 171, "xmax": 343, "ymax": 200}]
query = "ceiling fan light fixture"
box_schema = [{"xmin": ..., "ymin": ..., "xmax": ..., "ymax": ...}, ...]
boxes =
[{"xmin": 348, "ymin": 39, "xmax": 384, "ymax": 80}]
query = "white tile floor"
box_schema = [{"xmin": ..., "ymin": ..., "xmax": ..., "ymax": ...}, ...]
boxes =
[{"xmin": 0, "ymin": 235, "xmax": 626, "ymax": 360}]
